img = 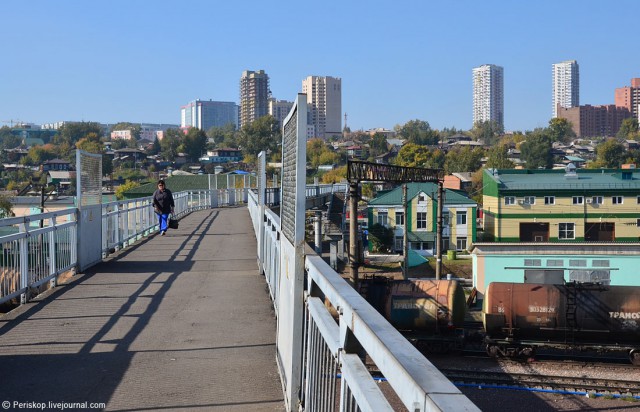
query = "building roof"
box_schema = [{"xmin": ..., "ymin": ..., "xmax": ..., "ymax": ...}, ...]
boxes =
[
  {"xmin": 122, "ymin": 175, "xmax": 223, "ymax": 198},
  {"xmin": 485, "ymin": 168, "xmax": 640, "ymax": 191},
  {"xmin": 43, "ymin": 158, "xmax": 70, "ymax": 164},
  {"xmin": 368, "ymin": 182, "xmax": 476, "ymax": 206},
  {"xmin": 48, "ymin": 171, "xmax": 75, "ymax": 179}
]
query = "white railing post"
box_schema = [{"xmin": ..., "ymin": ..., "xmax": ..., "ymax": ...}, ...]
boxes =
[
  {"xmin": 19, "ymin": 221, "xmax": 29, "ymax": 305},
  {"xmin": 48, "ymin": 216, "xmax": 57, "ymax": 288}
]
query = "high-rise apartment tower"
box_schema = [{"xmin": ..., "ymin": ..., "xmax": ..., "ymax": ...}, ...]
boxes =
[
  {"xmin": 301, "ymin": 76, "xmax": 342, "ymax": 139},
  {"xmin": 615, "ymin": 78, "xmax": 640, "ymax": 121},
  {"xmin": 552, "ymin": 60, "xmax": 579, "ymax": 118},
  {"xmin": 239, "ymin": 70, "xmax": 270, "ymax": 128},
  {"xmin": 472, "ymin": 64, "xmax": 504, "ymax": 129}
]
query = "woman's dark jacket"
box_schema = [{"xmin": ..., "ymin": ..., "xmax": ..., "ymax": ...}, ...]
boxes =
[{"xmin": 153, "ymin": 189, "xmax": 175, "ymax": 214}]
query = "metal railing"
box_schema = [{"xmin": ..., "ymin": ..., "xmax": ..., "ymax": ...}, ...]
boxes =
[
  {"xmin": 0, "ymin": 209, "xmax": 77, "ymax": 306},
  {"xmin": 247, "ymin": 188, "xmax": 479, "ymax": 412},
  {"xmin": 0, "ymin": 189, "xmax": 243, "ymax": 307}
]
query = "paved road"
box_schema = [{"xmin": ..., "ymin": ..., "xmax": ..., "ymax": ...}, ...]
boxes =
[{"xmin": 0, "ymin": 208, "xmax": 285, "ymax": 411}]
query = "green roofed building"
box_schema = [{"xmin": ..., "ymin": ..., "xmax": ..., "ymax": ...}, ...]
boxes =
[
  {"xmin": 483, "ymin": 165, "xmax": 640, "ymax": 242},
  {"xmin": 121, "ymin": 174, "xmax": 255, "ymax": 199},
  {"xmin": 367, "ymin": 182, "xmax": 477, "ymax": 256}
]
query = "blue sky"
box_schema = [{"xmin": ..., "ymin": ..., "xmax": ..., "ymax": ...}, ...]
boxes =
[{"xmin": 1, "ymin": 1, "xmax": 637, "ymax": 133}]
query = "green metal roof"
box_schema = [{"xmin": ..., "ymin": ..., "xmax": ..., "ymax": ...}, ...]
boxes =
[
  {"xmin": 368, "ymin": 182, "xmax": 476, "ymax": 206},
  {"xmin": 123, "ymin": 175, "xmax": 215, "ymax": 198},
  {"xmin": 407, "ymin": 249, "xmax": 428, "ymax": 267},
  {"xmin": 486, "ymin": 168, "xmax": 640, "ymax": 191}
]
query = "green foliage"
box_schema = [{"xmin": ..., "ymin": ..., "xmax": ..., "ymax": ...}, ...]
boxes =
[
  {"xmin": 111, "ymin": 122, "xmax": 141, "ymax": 140},
  {"xmin": 548, "ymin": 117, "xmax": 576, "ymax": 143},
  {"xmin": 616, "ymin": 118, "xmax": 639, "ymax": 140},
  {"xmin": 444, "ymin": 146, "xmax": 484, "ymax": 174},
  {"xmin": 593, "ymin": 139, "xmax": 626, "ymax": 168},
  {"xmin": 321, "ymin": 166, "xmax": 347, "ymax": 183},
  {"xmin": 395, "ymin": 120, "xmax": 439, "ymax": 146},
  {"xmin": 395, "ymin": 143, "xmax": 445, "ymax": 169},
  {"xmin": 471, "ymin": 120, "xmax": 503, "ymax": 146},
  {"xmin": 102, "ymin": 156, "xmax": 113, "ymax": 176},
  {"xmin": 307, "ymin": 138, "xmax": 340, "ymax": 168},
  {"xmin": 0, "ymin": 126, "xmax": 22, "ymax": 150},
  {"xmin": 54, "ymin": 122, "xmax": 103, "ymax": 146},
  {"xmin": 207, "ymin": 123, "xmax": 237, "ymax": 149},
  {"xmin": 182, "ymin": 128, "xmax": 208, "ymax": 162},
  {"xmin": 148, "ymin": 137, "xmax": 161, "ymax": 155},
  {"xmin": 369, "ymin": 223, "xmax": 394, "ymax": 253},
  {"xmin": 0, "ymin": 194, "xmax": 13, "ymax": 218},
  {"xmin": 160, "ymin": 128, "xmax": 182, "ymax": 161},
  {"xmin": 115, "ymin": 180, "xmax": 141, "ymax": 200},
  {"xmin": 236, "ymin": 115, "xmax": 280, "ymax": 157},
  {"xmin": 486, "ymin": 144, "xmax": 514, "ymax": 169},
  {"xmin": 520, "ymin": 130, "xmax": 553, "ymax": 169},
  {"xmin": 21, "ymin": 145, "xmax": 57, "ymax": 166},
  {"xmin": 369, "ymin": 133, "xmax": 389, "ymax": 158},
  {"xmin": 75, "ymin": 132, "xmax": 103, "ymax": 154}
]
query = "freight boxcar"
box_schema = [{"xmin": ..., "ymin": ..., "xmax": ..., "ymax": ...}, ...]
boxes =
[{"xmin": 483, "ymin": 282, "xmax": 640, "ymax": 365}]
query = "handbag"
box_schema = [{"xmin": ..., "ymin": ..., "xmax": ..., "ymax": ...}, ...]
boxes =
[{"xmin": 168, "ymin": 216, "xmax": 179, "ymax": 229}]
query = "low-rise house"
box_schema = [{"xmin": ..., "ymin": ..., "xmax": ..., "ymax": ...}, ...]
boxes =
[
  {"xmin": 42, "ymin": 159, "xmax": 71, "ymax": 172},
  {"xmin": 482, "ymin": 165, "xmax": 640, "ymax": 242},
  {"xmin": 368, "ymin": 183, "xmax": 477, "ymax": 255},
  {"xmin": 199, "ymin": 148, "xmax": 242, "ymax": 164}
]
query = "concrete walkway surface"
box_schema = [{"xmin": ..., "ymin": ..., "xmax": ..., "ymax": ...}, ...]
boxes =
[{"xmin": 0, "ymin": 208, "xmax": 285, "ymax": 411}]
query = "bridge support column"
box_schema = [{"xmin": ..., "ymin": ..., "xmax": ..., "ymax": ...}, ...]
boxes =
[{"xmin": 314, "ymin": 211, "xmax": 322, "ymax": 254}]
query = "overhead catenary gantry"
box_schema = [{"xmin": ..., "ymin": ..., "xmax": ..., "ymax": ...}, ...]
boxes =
[{"xmin": 346, "ymin": 160, "xmax": 444, "ymax": 285}]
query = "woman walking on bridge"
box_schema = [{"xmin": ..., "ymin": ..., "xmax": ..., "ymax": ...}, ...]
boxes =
[{"xmin": 153, "ymin": 179, "xmax": 175, "ymax": 236}]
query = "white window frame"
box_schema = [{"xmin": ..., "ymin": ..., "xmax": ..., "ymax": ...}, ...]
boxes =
[
  {"xmin": 504, "ymin": 196, "xmax": 515, "ymax": 205},
  {"xmin": 456, "ymin": 238, "xmax": 467, "ymax": 251},
  {"xmin": 592, "ymin": 196, "xmax": 603, "ymax": 205},
  {"xmin": 572, "ymin": 196, "xmax": 583, "ymax": 205},
  {"xmin": 559, "ymin": 222, "xmax": 575, "ymax": 240},
  {"xmin": 456, "ymin": 211, "xmax": 467, "ymax": 225},
  {"xmin": 377, "ymin": 211, "xmax": 388, "ymax": 226},
  {"xmin": 612, "ymin": 196, "xmax": 624, "ymax": 205},
  {"xmin": 395, "ymin": 210, "xmax": 404, "ymax": 226},
  {"xmin": 416, "ymin": 212, "xmax": 427, "ymax": 230},
  {"xmin": 544, "ymin": 196, "xmax": 555, "ymax": 205},
  {"xmin": 523, "ymin": 196, "xmax": 536, "ymax": 205},
  {"xmin": 637, "ymin": 195, "xmax": 640, "ymax": 204}
]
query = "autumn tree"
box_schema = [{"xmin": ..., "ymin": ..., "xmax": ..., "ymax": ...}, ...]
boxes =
[
  {"xmin": 444, "ymin": 146, "xmax": 484, "ymax": 174},
  {"xmin": 592, "ymin": 139, "xmax": 626, "ymax": 168},
  {"xmin": 616, "ymin": 118, "xmax": 639, "ymax": 140},
  {"xmin": 548, "ymin": 117, "xmax": 576, "ymax": 143},
  {"xmin": 395, "ymin": 143, "xmax": 444, "ymax": 169},
  {"xmin": 54, "ymin": 122, "xmax": 103, "ymax": 146},
  {"xmin": 485, "ymin": 144, "xmax": 514, "ymax": 169},
  {"xmin": 395, "ymin": 120, "xmax": 439, "ymax": 146}
]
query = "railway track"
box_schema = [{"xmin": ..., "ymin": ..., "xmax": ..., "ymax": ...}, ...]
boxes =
[{"xmin": 440, "ymin": 368, "xmax": 640, "ymax": 397}]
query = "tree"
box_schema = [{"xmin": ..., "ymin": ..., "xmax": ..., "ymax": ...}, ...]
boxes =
[
  {"xmin": 160, "ymin": 129, "xmax": 182, "ymax": 161},
  {"xmin": 395, "ymin": 120, "xmax": 439, "ymax": 146},
  {"xmin": 111, "ymin": 122, "xmax": 141, "ymax": 140},
  {"xmin": 102, "ymin": 156, "xmax": 113, "ymax": 176},
  {"xmin": 76, "ymin": 132, "xmax": 103, "ymax": 154},
  {"xmin": 616, "ymin": 118, "xmax": 639, "ymax": 140},
  {"xmin": 22, "ymin": 145, "xmax": 57, "ymax": 166},
  {"xmin": 396, "ymin": 120, "xmax": 438, "ymax": 146},
  {"xmin": 520, "ymin": 135, "xmax": 553, "ymax": 169},
  {"xmin": 593, "ymin": 139, "xmax": 626, "ymax": 168},
  {"xmin": 369, "ymin": 133, "xmax": 388, "ymax": 158},
  {"xmin": 307, "ymin": 138, "xmax": 339, "ymax": 168},
  {"xmin": 115, "ymin": 180, "xmax": 141, "ymax": 200},
  {"xmin": 471, "ymin": 120, "xmax": 504, "ymax": 146},
  {"xmin": 148, "ymin": 137, "xmax": 161, "ymax": 155},
  {"xmin": 54, "ymin": 122, "xmax": 103, "ymax": 146},
  {"xmin": 548, "ymin": 118, "xmax": 576, "ymax": 143},
  {"xmin": 444, "ymin": 146, "xmax": 484, "ymax": 174},
  {"xmin": 0, "ymin": 194, "xmax": 13, "ymax": 218},
  {"xmin": 368, "ymin": 223, "xmax": 394, "ymax": 253},
  {"xmin": 0, "ymin": 126, "xmax": 21, "ymax": 150},
  {"xmin": 321, "ymin": 166, "xmax": 347, "ymax": 183},
  {"xmin": 207, "ymin": 123, "xmax": 237, "ymax": 148},
  {"xmin": 395, "ymin": 143, "xmax": 444, "ymax": 169},
  {"xmin": 236, "ymin": 115, "xmax": 280, "ymax": 157},
  {"xmin": 485, "ymin": 144, "xmax": 514, "ymax": 169},
  {"xmin": 182, "ymin": 128, "xmax": 208, "ymax": 162}
]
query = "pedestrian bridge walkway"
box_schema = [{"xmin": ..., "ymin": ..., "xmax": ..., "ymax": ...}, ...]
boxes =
[{"xmin": 0, "ymin": 208, "xmax": 285, "ymax": 411}]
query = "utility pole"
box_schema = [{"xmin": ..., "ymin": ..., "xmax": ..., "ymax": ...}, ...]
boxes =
[
  {"xmin": 402, "ymin": 184, "xmax": 408, "ymax": 280},
  {"xmin": 435, "ymin": 181, "xmax": 444, "ymax": 280},
  {"xmin": 349, "ymin": 181, "xmax": 359, "ymax": 285}
]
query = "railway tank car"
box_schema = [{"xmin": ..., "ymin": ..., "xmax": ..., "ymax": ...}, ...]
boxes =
[
  {"xmin": 360, "ymin": 278, "xmax": 466, "ymax": 350},
  {"xmin": 483, "ymin": 282, "xmax": 640, "ymax": 365}
]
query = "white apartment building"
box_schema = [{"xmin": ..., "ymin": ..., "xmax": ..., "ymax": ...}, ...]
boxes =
[
  {"xmin": 268, "ymin": 98, "xmax": 294, "ymax": 131},
  {"xmin": 552, "ymin": 60, "xmax": 580, "ymax": 118},
  {"xmin": 302, "ymin": 76, "xmax": 342, "ymax": 139},
  {"xmin": 472, "ymin": 64, "xmax": 504, "ymax": 130}
]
